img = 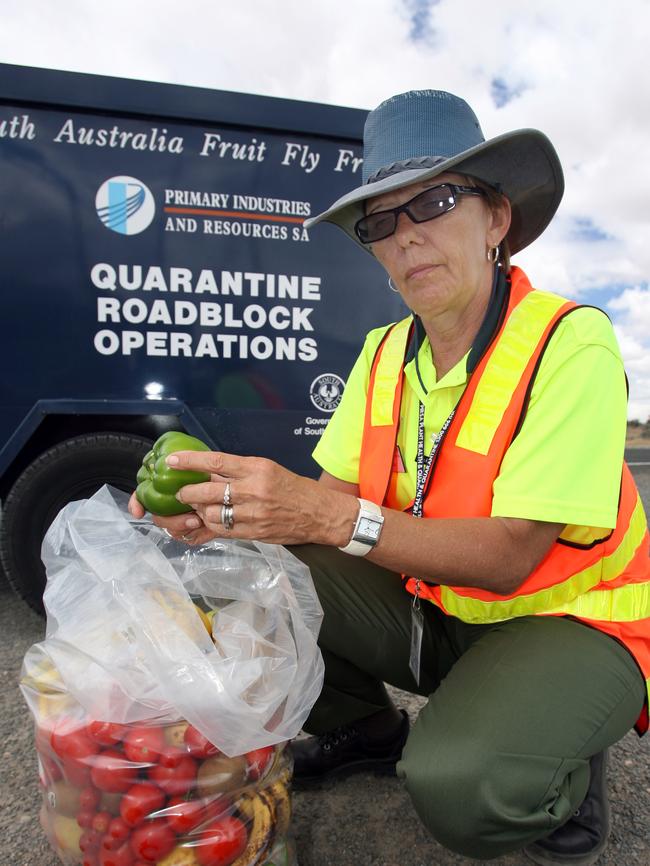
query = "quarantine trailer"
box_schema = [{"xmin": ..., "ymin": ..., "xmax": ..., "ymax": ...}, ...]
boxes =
[{"xmin": 0, "ymin": 63, "xmax": 405, "ymax": 611}]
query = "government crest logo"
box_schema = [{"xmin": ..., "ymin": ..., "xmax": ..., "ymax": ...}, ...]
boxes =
[
  {"xmin": 309, "ymin": 373, "xmax": 345, "ymax": 412},
  {"xmin": 96, "ymin": 176, "xmax": 155, "ymax": 235}
]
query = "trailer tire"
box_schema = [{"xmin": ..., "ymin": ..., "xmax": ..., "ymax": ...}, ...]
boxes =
[{"xmin": 0, "ymin": 433, "xmax": 152, "ymax": 614}]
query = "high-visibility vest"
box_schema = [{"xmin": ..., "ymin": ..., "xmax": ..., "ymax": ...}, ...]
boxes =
[{"xmin": 359, "ymin": 266, "xmax": 650, "ymax": 735}]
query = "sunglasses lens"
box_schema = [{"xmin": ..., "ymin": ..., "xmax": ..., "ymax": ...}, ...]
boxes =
[
  {"xmin": 357, "ymin": 184, "xmax": 458, "ymax": 243},
  {"xmin": 357, "ymin": 212, "xmax": 396, "ymax": 244},
  {"xmin": 409, "ymin": 185, "xmax": 455, "ymax": 221},
  {"xmin": 355, "ymin": 184, "xmax": 471, "ymax": 244}
]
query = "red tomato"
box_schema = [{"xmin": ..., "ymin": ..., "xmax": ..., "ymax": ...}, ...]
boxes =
[
  {"xmin": 202, "ymin": 794, "xmax": 232, "ymax": 823},
  {"xmin": 49, "ymin": 719, "xmax": 99, "ymax": 786},
  {"xmin": 80, "ymin": 786, "xmax": 102, "ymax": 811},
  {"xmin": 51, "ymin": 718, "xmax": 99, "ymax": 761},
  {"xmin": 148, "ymin": 754, "xmax": 197, "ymax": 797},
  {"xmin": 63, "ymin": 756, "xmax": 93, "ymax": 787},
  {"xmin": 99, "ymin": 841, "xmax": 134, "ymax": 866},
  {"xmin": 87, "ymin": 721, "xmax": 126, "ymax": 747},
  {"xmin": 184, "ymin": 725, "xmax": 219, "ymax": 759},
  {"xmin": 119, "ymin": 782, "xmax": 166, "ymax": 828},
  {"xmin": 106, "ymin": 816, "xmax": 130, "ymax": 845},
  {"xmin": 130, "ymin": 819, "xmax": 175, "ymax": 863},
  {"xmin": 194, "ymin": 815, "xmax": 248, "ymax": 866},
  {"xmin": 91, "ymin": 750, "xmax": 139, "ymax": 793},
  {"xmin": 161, "ymin": 797, "xmax": 229, "ymax": 836},
  {"xmin": 101, "ymin": 835, "xmax": 119, "ymax": 852},
  {"xmin": 123, "ymin": 726, "xmax": 165, "ymax": 764},
  {"xmin": 92, "ymin": 811, "xmax": 113, "ymax": 835},
  {"xmin": 163, "ymin": 796, "xmax": 204, "ymax": 835},
  {"xmin": 77, "ymin": 810, "xmax": 95, "ymax": 829},
  {"xmin": 158, "ymin": 746, "xmax": 186, "ymax": 769},
  {"xmin": 80, "ymin": 829, "xmax": 103, "ymax": 852},
  {"xmin": 82, "ymin": 855, "xmax": 100, "ymax": 866},
  {"xmin": 49, "ymin": 716, "xmax": 79, "ymax": 755},
  {"xmin": 245, "ymin": 746, "xmax": 274, "ymax": 781}
]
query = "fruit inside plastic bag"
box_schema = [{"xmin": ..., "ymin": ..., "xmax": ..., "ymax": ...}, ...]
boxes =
[
  {"xmin": 21, "ymin": 486, "xmax": 323, "ymax": 866},
  {"xmin": 34, "ymin": 708, "xmax": 295, "ymax": 866}
]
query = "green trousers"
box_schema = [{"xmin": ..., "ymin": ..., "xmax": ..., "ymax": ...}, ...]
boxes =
[{"xmin": 290, "ymin": 544, "xmax": 646, "ymax": 860}]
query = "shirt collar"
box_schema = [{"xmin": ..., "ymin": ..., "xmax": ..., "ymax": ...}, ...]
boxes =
[{"xmin": 404, "ymin": 266, "xmax": 509, "ymax": 394}]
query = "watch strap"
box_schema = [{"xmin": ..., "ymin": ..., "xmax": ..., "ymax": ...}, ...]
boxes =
[{"xmin": 339, "ymin": 498, "xmax": 384, "ymax": 556}]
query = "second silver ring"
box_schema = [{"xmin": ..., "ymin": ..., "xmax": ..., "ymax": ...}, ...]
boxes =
[
  {"xmin": 223, "ymin": 482, "xmax": 232, "ymax": 507},
  {"xmin": 221, "ymin": 504, "xmax": 234, "ymax": 530}
]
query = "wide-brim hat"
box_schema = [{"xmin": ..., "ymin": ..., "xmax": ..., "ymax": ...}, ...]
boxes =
[{"xmin": 304, "ymin": 90, "xmax": 564, "ymax": 256}]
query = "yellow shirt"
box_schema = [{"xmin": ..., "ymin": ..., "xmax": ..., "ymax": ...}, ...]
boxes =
[{"xmin": 312, "ymin": 306, "xmax": 628, "ymax": 539}]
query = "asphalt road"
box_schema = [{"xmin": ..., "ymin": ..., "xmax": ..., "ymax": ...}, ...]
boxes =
[
  {"xmin": 1, "ymin": 466, "xmax": 649, "ymax": 866},
  {"xmin": 627, "ymin": 448, "xmax": 650, "ymax": 466}
]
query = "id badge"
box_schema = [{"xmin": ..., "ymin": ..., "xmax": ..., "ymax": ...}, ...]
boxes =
[{"xmin": 409, "ymin": 602, "xmax": 424, "ymax": 686}]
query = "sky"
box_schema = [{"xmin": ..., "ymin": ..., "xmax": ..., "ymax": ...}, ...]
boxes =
[{"xmin": 2, "ymin": 0, "xmax": 650, "ymax": 419}]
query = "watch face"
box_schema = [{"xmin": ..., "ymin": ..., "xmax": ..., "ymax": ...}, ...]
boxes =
[{"xmin": 358, "ymin": 517, "xmax": 381, "ymax": 539}]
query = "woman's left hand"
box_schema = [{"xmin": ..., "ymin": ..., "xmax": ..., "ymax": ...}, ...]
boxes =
[{"xmin": 129, "ymin": 450, "xmax": 357, "ymax": 547}]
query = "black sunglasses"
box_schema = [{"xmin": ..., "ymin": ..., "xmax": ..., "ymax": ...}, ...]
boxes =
[{"xmin": 355, "ymin": 183, "xmax": 486, "ymax": 244}]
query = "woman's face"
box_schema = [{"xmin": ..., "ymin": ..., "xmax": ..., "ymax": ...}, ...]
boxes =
[{"xmin": 367, "ymin": 172, "xmax": 511, "ymax": 324}]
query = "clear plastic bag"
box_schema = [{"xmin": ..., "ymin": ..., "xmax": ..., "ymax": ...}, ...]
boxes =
[
  {"xmin": 21, "ymin": 485, "xmax": 324, "ymax": 866},
  {"xmin": 31, "ymin": 712, "xmax": 295, "ymax": 866}
]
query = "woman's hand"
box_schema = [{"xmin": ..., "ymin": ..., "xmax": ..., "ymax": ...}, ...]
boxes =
[
  {"xmin": 128, "ymin": 490, "xmax": 217, "ymax": 545},
  {"xmin": 128, "ymin": 451, "xmax": 358, "ymax": 547}
]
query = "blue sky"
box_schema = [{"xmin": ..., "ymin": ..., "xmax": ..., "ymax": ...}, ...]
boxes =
[{"xmin": 2, "ymin": 0, "xmax": 649, "ymax": 418}]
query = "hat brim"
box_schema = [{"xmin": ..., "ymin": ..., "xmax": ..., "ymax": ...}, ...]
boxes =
[{"xmin": 304, "ymin": 128, "xmax": 563, "ymax": 257}]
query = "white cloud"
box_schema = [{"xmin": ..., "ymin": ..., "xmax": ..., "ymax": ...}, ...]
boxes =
[
  {"xmin": 1, "ymin": 0, "xmax": 649, "ymax": 416},
  {"xmin": 610, "ymin": 286, "xmax": 650, "ymax": 421}
]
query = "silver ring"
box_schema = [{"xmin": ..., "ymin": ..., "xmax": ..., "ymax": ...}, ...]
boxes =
[
  {"xmin": 223, "ymin": 482, "xmax": 232, "ymax": 507},
  {"xmin": 221, "ymin": 504, "xmax": 234, "ymax": 530}
]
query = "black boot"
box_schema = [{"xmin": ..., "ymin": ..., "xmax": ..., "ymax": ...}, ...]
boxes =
[
  {"xmin": 525, "ymin": 750, "xmax": 611, "ymax": 866},
  {"xmin": 291, "ymin": 709, "xmax": 409, "ymax": 784}
]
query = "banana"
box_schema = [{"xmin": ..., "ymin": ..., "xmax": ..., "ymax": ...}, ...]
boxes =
[
  {"xmin": 262, "ymin": 744, "xmax": 283, "ymax": 782},
  {"xmin": 232, "ymin": 792, "xmax": 274, "ymax": 866},
  {"xmin": 147, "ymin": 588, "xmax": 205, "ymax": 639},
  {"xmin": 264, "ymin": 779, "xmax": 291, "ymax": 838},
  {"xmin": 193, "ymin": 604, "xmax": 213, "ymax": 636},
  {"xmin": 258, "ymin": 788, "xmax": 277, "ymax": 832},
  {"xmin": 146, "ymin": 588, "xmax": 218, "ymax": 644},
  {"xmin": 272, "ymin": 750, "xmax": 292, "ymax": 789},
  {"xmin": 156, "ymin": 844, "xmax": 201, "ymax": 866},
  {"xmin": 21, "ymin": 659, "xmax": 75, "ymax": 721}
]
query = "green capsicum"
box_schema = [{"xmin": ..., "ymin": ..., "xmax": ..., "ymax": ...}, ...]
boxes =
[{"xmin": 136, "ymin": 431, "xmax": 211, "ymax": 516}]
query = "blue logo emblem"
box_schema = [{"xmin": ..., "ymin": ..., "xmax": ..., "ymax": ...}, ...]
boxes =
[{"xmin": 95, "ymin": 176, "xmax": 155, "ymax": 235}]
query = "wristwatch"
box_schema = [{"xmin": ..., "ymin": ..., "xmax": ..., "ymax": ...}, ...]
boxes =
[{"xmin": 338, "ymin": 498, "xmax": 385, "ymax": 556}]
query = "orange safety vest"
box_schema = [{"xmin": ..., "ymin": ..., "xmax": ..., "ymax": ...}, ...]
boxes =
[{"xmin": 359, "ymin": 266, "xmax": 650, "ymax": 735}]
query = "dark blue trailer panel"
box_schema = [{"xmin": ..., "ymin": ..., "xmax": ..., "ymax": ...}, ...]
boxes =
[{"xmin": 0, "ymin": 63, "xmax": 406, "ymax": 611}]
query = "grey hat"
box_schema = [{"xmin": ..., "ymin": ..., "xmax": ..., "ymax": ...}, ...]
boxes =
[{"xmin": 304, "ymin": 90, "xmax": 564, "ymax": 256}]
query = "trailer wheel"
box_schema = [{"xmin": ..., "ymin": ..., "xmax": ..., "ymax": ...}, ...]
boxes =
[{"xmin": 0, "ymin": 433, "xmax": 152, "ymax": 614}]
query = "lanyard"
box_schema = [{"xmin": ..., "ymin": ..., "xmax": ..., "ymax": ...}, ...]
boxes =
[
  {"xmin": 413, "ymin": 400, "xmax": 456, "ymax": 519},
  {"xmin": 410, "ymin": 399, "xmax": 456, "ymax": 605},
  {"xmin": 408, "ymin": 399, "xmax": 455, "ymax": 686}
]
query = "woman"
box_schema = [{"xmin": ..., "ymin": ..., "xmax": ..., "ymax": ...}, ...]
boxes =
[{"xmin": 129, "ymin": 91, "xmax": 650, "ymax": 865}]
